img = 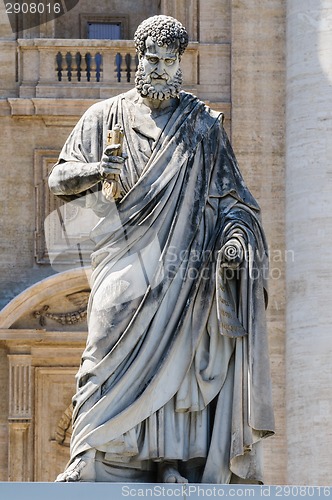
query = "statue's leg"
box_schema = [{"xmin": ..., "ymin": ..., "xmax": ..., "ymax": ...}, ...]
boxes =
[{"xmin": 55, "ymin": 450, "xmax": 96, "ymax": 482}]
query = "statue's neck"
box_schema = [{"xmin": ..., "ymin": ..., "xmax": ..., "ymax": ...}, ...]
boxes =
[
  {"xmin": 142, "ymin": 97, "xmax": 177, "ymax": 110},
  {"xmin": 139, "ymin": 94, "xmax": 179, "ymax": 112}
]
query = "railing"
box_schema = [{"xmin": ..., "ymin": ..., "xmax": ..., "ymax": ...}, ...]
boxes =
[
  {"xmin": 56, "ymin": 51, "xmax": 103, "ymax": 83},
  {"xmin": 17, "ymin": 39, "xmax": 199, "ymax": 99},
  {"xmin": 54, "ymin": 49, "xmax": 139, "ymax": 84}
]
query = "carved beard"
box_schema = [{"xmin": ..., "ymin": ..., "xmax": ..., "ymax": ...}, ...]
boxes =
[{"xmin": 135, "ymin": 61, "xmax": 182, "ymax": 100}]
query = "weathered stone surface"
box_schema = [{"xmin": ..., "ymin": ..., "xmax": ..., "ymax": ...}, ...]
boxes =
[{"xmin": 0, "ymin": 0, "xmax": 288, "ymax": 485}]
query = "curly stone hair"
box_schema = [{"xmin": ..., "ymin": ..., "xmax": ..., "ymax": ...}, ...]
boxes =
[{"xmin": 134, "ymin": 15, "xmax": 189, "ymax": 59}]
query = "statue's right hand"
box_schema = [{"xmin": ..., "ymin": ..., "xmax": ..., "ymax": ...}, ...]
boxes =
[{"xmin": 98, "ymin": 144, "xmax": 125, "ymax": 180}]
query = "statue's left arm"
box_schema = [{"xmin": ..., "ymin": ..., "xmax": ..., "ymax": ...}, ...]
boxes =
[{"xmin": 208, "ymin": 119, "xmax": 274, "ymax": 478}]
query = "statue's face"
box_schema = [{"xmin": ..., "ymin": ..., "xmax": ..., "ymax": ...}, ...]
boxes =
[
  {"xmin": 141, "ymin": 36, "xmax": 180, "ymax": 92},
  {"xmin": 135, "ymin": 35, "xmax": 182, "ymax": 101}
]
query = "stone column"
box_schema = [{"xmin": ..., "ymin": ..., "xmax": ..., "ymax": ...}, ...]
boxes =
[
  {"xmin": 286, "ymin": 0, "xmax": 332, "ymax": 484},
  {"xmin": 231, "ymin": 0, "xmax": 286, "ymax": 484}
]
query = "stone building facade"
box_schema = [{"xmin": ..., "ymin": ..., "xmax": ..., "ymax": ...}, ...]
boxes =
[{"xmin": 0, "ymin": 0, "xmax": 331, "ymax": 485}]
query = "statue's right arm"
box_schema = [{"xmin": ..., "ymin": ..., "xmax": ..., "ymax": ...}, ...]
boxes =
[{"xmin": 48, "ymin": 161, "xmax": 101, "ymax": 196}]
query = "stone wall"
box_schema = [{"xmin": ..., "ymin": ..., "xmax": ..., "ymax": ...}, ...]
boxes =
[{"xmin": 0, "ymin": 113, "xmax": 69, "ymax": 308}]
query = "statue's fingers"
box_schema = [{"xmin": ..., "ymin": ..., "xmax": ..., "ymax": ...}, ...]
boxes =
[
  {"xmin": 101, "ymin": 154, "xmax": 124, "ymax": 164},
  {"xmin": 104, "ymin": 144, "xmax": 122, "ymax": 155},
  {"xmin": 108, "ymin": 156, "xmax": 125, "ymax": 164}
]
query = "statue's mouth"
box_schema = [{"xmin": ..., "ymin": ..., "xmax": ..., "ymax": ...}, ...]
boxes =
[{"xmin": 150, "ymin": 73, "xmax": 168, "ymax": 82}]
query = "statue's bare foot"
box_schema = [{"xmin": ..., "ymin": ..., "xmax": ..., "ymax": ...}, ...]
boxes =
[
  {"xmin": 159, "ymin": 462, "xmax": 188, "ymax": 483},
  {"xmin": 55, "ymin": 454, "xmax": 95, "ymax": 482}
]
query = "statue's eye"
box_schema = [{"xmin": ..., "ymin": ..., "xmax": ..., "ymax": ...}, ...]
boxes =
[
  {"xmin": 147, "ymin": 56, "xmax": 159, "ymax": 64},
  {"xmin": 165, "ymin": 58, "xmax": 176, "ymax": 66}
]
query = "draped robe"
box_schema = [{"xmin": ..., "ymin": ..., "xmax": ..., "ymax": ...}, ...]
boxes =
[{"xmin": 55, "ymin": 89, "xmax": 274, "ymax": 483}]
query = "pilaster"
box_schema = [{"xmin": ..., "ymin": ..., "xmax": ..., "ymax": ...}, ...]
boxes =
[
  {"xmin": 285, "ymin": 0, "xmax": 332, "ymax": 484},
  {"xmin": 8, "ymin": 354, "xmax": 33, "ymax": 481}
]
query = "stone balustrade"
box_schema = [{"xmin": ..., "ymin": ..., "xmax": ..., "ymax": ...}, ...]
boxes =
[{"xmin": 17, "ymin": 38, "xmax": 199, "ymax": 99}]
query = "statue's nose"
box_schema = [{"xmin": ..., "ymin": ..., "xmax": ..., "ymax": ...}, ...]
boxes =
[{"xmin": 156, "ymin": 59, "xmax": 166, "ymax": 75}]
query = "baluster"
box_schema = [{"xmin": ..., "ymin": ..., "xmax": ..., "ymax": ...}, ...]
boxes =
[
  {"xmin": 125, "ymin": 53, "xmax": 131, "ymax": 82},
  {"xmin": 56, "ymin": 52, "xmax": 63, "ymax": 82},
  {"xmin": 85, "ymin": 52, "xmax": 92, "ymax": 82},
  {"xmin": 65, "ymin": 52, "xmax": 72, "ymax": 82},
  {"xmin": 89, "ymin": 53, "xmax": 96, "ymax": 82},
  {"xmin": 95, "ymin": 52, "xmax": 102, "ymax": 82},
  {"xmin": 115, "ymin": 52, "xmax": 122, "ymax": 82},
  {"xmin": 75, "ymin": 52, "xmax": 82, "ymax": 82}
]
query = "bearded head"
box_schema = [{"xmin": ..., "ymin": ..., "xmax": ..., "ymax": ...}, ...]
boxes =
[{"xmin": 134, "ymin": 15, "xmax": 188, "ymax": 100}]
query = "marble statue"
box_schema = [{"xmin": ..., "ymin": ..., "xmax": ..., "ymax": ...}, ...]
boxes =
[{"xmin": 48, "ymin": 15, "xmax": 274, "ymax": 484}]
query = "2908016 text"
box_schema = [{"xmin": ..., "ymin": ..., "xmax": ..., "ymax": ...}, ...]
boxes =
[
  {"xmin": 272, "ymin": 486, "xmax": 331, "ymax": 497},
  {"xmin": 5, "ymin": 2, "xmax": 61, "ymax": 14}
]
